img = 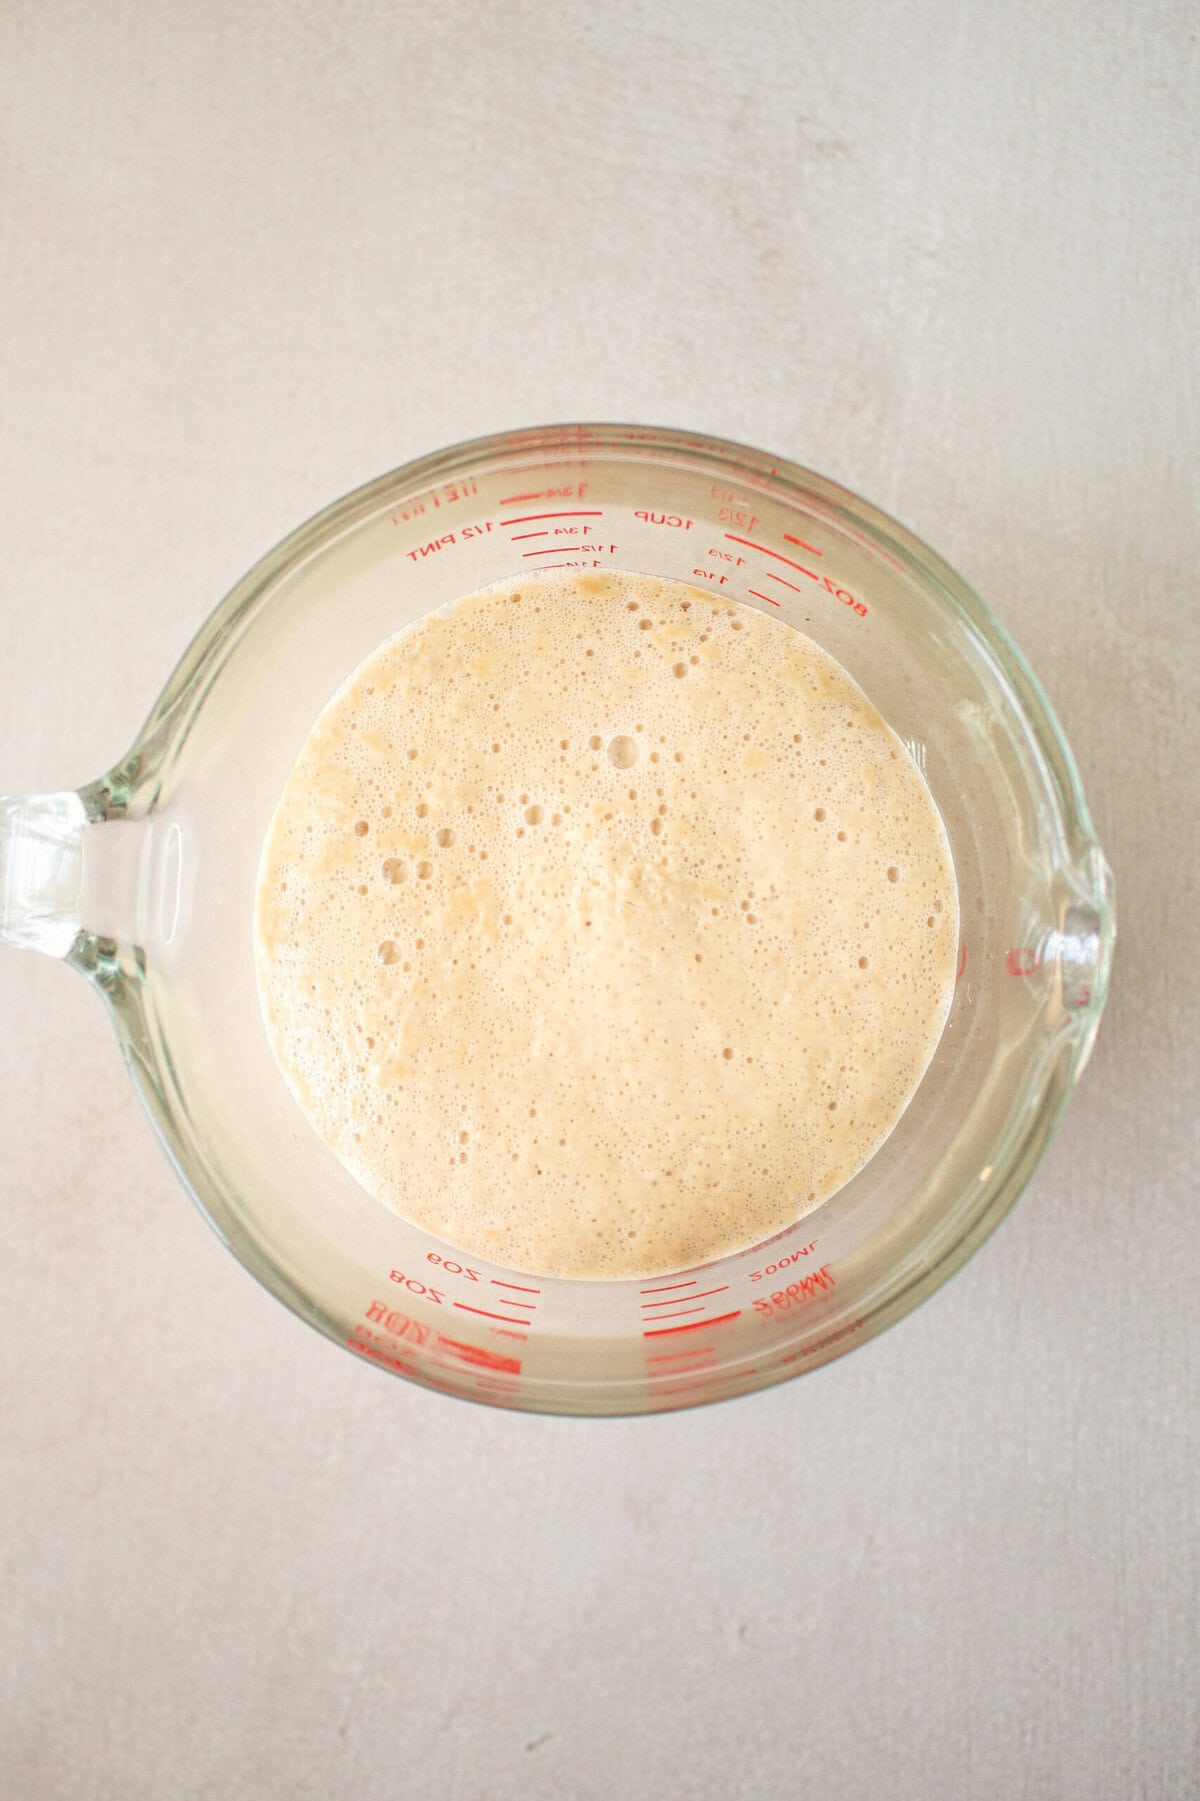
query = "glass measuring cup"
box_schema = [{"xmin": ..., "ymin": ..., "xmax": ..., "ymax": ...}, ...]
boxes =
[{"xmin": 0, "ymin": 425, "xmax": 1114, "ymax": 1414}]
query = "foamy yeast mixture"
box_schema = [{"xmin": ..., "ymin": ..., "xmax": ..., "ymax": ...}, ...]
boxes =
[{"xmin": 255, "ymin": 570, "xmax": 958, "ymax": 1279}]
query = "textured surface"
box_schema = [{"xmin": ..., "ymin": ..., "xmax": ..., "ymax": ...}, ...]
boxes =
[
  {"xmin": 1, "ymin": 3, "xmax": 1196, "ymax": 1797},
  {"xmin": 254, "ymin": 570, "xmax": 959, "ymax": 1279}
]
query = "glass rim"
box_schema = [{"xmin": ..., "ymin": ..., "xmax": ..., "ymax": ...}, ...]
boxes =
[
  {"xmin": 104, "ymin": 422, "xmax": 1115, "ymax": 1413},
  {"xmin": 132, "ymin": 421, "xmax": 1103, "ymax": 859}
]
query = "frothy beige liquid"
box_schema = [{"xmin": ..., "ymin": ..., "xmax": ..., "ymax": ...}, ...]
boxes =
[{"xmin": 255, "ymin": 571, "xmax": 958, "ymax": 1279}]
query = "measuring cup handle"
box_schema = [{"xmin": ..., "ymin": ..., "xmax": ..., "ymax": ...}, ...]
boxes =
[
  {"xmin": 0, "ymin": 789, "xmax": 90, "ymax": 959},
  {"xmin": 0, "ymin": 776, "xmax": 145, "ymax": 979}
]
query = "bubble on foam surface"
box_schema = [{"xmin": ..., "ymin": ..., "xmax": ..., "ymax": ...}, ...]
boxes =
[{"xmin": 254, "ymin": 568, "xmax": 959, "ymax": 1280}]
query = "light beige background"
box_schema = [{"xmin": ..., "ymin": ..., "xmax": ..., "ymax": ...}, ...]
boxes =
[{"xmin": 2, "ymin": 4, "xmax": 1196, "ymax": 1798}]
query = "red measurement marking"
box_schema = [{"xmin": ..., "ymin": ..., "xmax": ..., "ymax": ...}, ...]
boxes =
[
  {"xmin": 644, "ymin": 1309, "xmax": 741, "ymax": 1339},
  {"xmin": 646, "ymin": 1345, "xmax": 713, "ymax": 1364},
  {"xmin": 496, "ymin": 1297, "xmax": 534, "ymax": 1311},
  {"xmin": 511, "ymin": 530, "xmax": 548, "ymax": 541},
  {"xmin": 640, "ymin": 1279, "xmax": 697, "ymax": 1295},
  {"xmin": 1006, "ymin": 947, "xmax": 1042, "ymax": 976},
  {"xmin": 347, "ymin": 1339, "xmax": 414, "ymax": 1375},
  {"xmin": 642, "ymin": 1285, "xmax": 729, "ymax": 1307},
  {"xmin": 415, "ymin": 1370, "xmax": 468, "ymax": 1396},
  {"xmin": 438, "ymin": 1337, "xmax": 522, "ymax": 1375},
  {"xmin": 957, "ymin": 942, "xmax": 968, "ymax": 981},
  {"xmin": 492, "ymin": 1280, "xmax": 541, "ymax": 1294},
  {"xmin": 752, "ymin": 1266, "xmax": 836, "ymax": 1318},
  {"xmin": 651, "ymin": 1379, "xmax": 725, "ymax": 1397},
  {"xmin": 724, "ymin": 534, "xmax": 821, "ymax": 577},
  {"xmin": 797, "ymin": 1319, "xmax": 865, "ymax": 1358},
  {"xmin": 499, "ymin": 492, "xmax": 549, "ymax": 505},
  {"xmin": 783, "ymin": 532, "xmax": 822, "ymax": 556},
  {"xmin": 453, "ymin": 1302, "xmax": 530, "ymax": 1327},
  {"xmin": 748, "ymin": 588, "xmax": 781, "ymax": 608},
  {"xmin": 503, "ymin": 510, "xmax": 604, "ymax": 525},
  {"xmin": 644, "ymin": 1304, "xmax": 708, "ymax": 1321},
  {"xmin": 349, "ymin": 1341, "xmax": 462, "ymax": 1393},
  {"xmin": 767, "ymin": 568, "xmax": 818, "ymax": 592},
  {"xmin": 750, "ymin": 1242, "xmax": 818, "ymax": 1282},
  {"xmin": 653, "ymin": 1370, "xmax": 749, "ymax": 1395},
  {"xmin": 523, "ymin": 546, "xmax": 577, "ymax": 557},
  {"xmin": 649, "ymin": 1374, "xmax": 759, "ymax": 1404}
]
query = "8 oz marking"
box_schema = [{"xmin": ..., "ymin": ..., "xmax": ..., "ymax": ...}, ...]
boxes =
[{"xmin": 390, "ymin": 1269, "xmax": 445, "ymax": 1304}]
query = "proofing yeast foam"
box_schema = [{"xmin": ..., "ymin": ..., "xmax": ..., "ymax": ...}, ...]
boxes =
[{"xmin": 255, "ymin": 571, "xmax": 958, "ymax": 1279}]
